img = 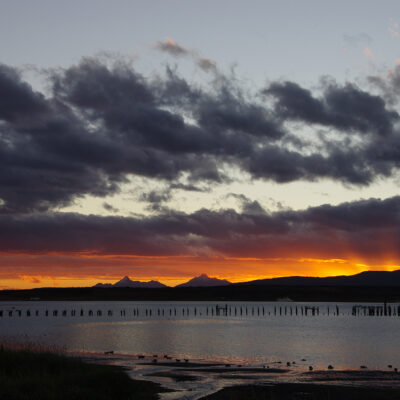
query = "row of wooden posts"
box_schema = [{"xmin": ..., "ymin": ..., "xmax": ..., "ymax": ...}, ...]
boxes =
[
  {"xmin": 352, "ymin": 304, "xmax": 400, "ymax": 316},
  {"xmin": 1, "ymin": 304, "xmax": 399, "ymax": 318}
]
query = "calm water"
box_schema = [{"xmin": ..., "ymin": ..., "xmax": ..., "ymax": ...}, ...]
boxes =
[{"xmin": 1, "ymin": 301, "xmax": 399, "ymax": 370}]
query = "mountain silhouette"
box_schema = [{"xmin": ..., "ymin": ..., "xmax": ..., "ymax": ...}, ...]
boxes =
[
  {"xmin": 176, "ymin": 273, "xmax": 231, "ymax": 288},
  {"xmin": 94, "ymin": 276, "xmax": 167, "ymax": 289}
]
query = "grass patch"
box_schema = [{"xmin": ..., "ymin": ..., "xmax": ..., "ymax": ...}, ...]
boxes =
[{"xmin": 0, "ymin": 344, "xmax": 168, "ymax": 400}]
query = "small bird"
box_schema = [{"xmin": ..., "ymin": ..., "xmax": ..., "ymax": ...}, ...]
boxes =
[
  {"xmin": 286, "ymin": 362, "xmax": 291, "ymax": 366},
  {"xmin": 309, "ymin": 366, "xmax": 313, "ymax": 371},
  {"xmin": 328, "ymin": 365, "xmax": 334, "ymax": 370},
  {"xmin": 360, "ymin": 365, "xmax": 367, "ymax": 369},
  {"xmin": 388, "ymin": 365, "xmax": 393, "ymax": 368}
]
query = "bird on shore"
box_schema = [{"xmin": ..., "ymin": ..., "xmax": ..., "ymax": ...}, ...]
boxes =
[
  {"xmin": 309, "ymin": 366, "xmax": 313, "ymax": 371},
  {"xmin": 328, "ymin": 365, "xmax": 334, "ymax": 370}
]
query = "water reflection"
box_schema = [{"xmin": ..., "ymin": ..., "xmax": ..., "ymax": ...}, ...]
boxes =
[{"xmin": 1, "ymin": 301, "xmax": 400, "ymax": 369}]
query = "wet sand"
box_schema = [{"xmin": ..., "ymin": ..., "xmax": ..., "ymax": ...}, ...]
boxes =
[{"xmin": 85, "ymin": 352, "xmax": 400, "ymax": 399}]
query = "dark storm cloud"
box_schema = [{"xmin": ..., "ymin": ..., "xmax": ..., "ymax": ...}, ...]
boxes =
[
  {"xmin": 0, "ymin": 197, "xmax": 399, "ymax": 261},
  {"xmin": 170, "ymin": 183, "xmax": 206, "ymax": 192},
  {"xmin": 0, "ymin": 64, "xmax": 49, "ymax": 123},
  {"xmin": 265, "ymin": 81, "xmax": 399, "ymax": 136},
  {"xmin": 103, "ymin": 202, "xmax": 119, "ymax": 213},
  {"xmin": 228, "ymin": 193, "xmax": 267, "ymax": 215},
  {"xmin": 368, "ymin": 65, "xmax": 400, "ymax": 106},
  {"xmin": 0, "ymin": 56, "xmax": 400, "ymax": 213}
]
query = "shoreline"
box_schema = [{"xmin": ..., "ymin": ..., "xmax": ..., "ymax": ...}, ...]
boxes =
[
  {"xmin": 2, "ymin": 343, "xmax": 400, "ymax": 399},
  {"xmin": 84, "ymin": 352, "xmax": 400, "ymax": 399}
]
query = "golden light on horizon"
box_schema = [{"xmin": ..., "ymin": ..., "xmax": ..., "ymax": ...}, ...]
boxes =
[{"xmin": 1, "ymin": 252, "xmax": 400, "ymax": 289}]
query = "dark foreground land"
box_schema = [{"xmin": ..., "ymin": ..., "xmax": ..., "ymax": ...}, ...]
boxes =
[
  {"xmin": 2, "ymin": 285, "xmax": 400, "ymax": 302},
  {"xmin": 2, "ymin": 347, "xmax": 400, "ymax": 400},
  {"xmin": 198, "ymin": 383, "xmax": 400, "ymax": 400},
  {"xmin": 0, "ymin": 346, "xmax": 168, "ymax": 400}
]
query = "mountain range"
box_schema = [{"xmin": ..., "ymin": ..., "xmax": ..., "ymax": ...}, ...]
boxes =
[
  {"xmin": 94, "ymin": 276, "xmax": 167, "ymax": 289},
  {"xmin": 94, "ymin": 274, "xmax": 230, "ymax": 288},
  {"xmin": 93, "ymin": 270, "xmax": 400, "ymax": 289}
]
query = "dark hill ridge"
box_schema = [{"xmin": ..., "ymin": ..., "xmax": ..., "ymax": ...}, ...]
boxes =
[{"xmin": 237, "ymin": 270, "xmax": 400, "ymax": 287}]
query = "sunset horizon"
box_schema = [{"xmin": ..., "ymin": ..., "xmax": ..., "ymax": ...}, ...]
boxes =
[
  {"xmin": 3, "ymin": 3, "xmax": 400, "ymax": 398},
  {"xmin": 2, "ymin": 2, "xmax": 400, "ymax": 292},
  {"xmin": 4, "ymin": 261, "xmax": 400, "ymax": 290}
]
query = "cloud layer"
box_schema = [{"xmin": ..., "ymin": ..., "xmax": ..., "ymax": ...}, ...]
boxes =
[
  {"xmin": 2, "ymin": 53, "xmax": 400, "ymax": 283},
  {"xmin": 1, "ymin": 56, "xmax": 400, "ymax": 214},
  {"xmin": 0, "ymin": 196, "xmax": 399, "ymax": 264}
]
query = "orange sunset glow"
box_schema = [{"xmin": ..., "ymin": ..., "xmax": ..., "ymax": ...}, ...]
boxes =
[
  {"xmin": 1, "ymin": 251, "xmax": 399, "ymax": 289},
  {"xmin": 1, "ymin": 7, "xmax": 400, "ymax": 295},
  {"xmin": 4, "ymin": 4, "xmax": 400, "ymax": 399}
]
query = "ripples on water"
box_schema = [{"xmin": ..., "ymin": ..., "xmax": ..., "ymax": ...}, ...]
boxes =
[{"xmin": 1, "ymin": 301, "xmax": 399, "ymax": 369}]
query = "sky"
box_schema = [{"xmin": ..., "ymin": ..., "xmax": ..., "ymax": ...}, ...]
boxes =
[{"xmin": 2, "ymin": 1, "xmax": 400, "ymax": 288}]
